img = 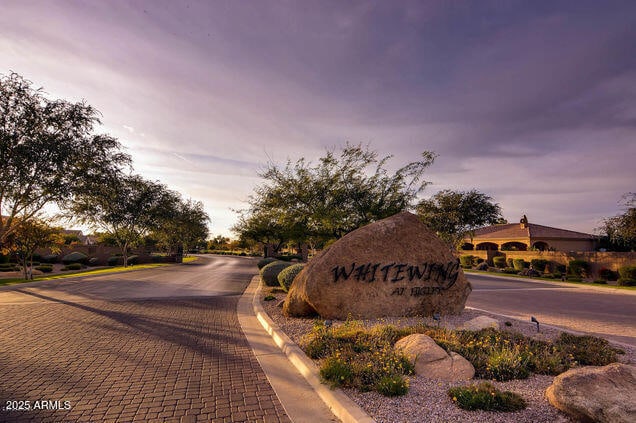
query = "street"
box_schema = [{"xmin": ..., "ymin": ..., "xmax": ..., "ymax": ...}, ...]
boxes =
[
  {"xmin": 0, "ymin": 255, "xmax": 290, "ymax": 423},
  {"xmin": 467, "ymin": 273, "xmax": 636, "ymax": 346}
]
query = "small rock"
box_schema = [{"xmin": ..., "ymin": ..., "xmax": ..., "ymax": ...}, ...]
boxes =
[
  {"xmin": 546, "ymin": 362, "xmax": 636, "ymax": 423},
  {"xmin": 460, "ymin": 315, "xmax": 499, "ymax": 331},
  {"xmin": 395, "ymin": 334, "xmax": 474, "ymax": 381}
]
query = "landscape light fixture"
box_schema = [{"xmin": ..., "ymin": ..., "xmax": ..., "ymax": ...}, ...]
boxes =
[
  {"xmin": 324, "ymin": 319, "xmax": 333, "ymax": 329},
  {"xmin": 433, "ymin": 312, "xmax": 441, "ymax": 328},
  {"xmin": 531, "ymin": 316, "xmax": 540, "ymax": 332}
]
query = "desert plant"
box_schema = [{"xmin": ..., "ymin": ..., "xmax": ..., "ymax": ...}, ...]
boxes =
[
  {"xmin": 506, "ymin": 258, "xmax": 514, "ymax": 267},
  {"xmin": 107, "ymin": 255, "xmax": 124, "ymax": 266},
  {"xmin": 598, "ymin": 267, "xmax": 619, "ymax": 281},
  {"xmin": 459, "ymin": 255, "xmax": 473, "ymax": 269},
  {"xmin": 41, "ymin": 254, "xmax": 60, "ymax": 264},
  {"xmin": 512, "ymin": 259, "xmax": 526, "ymax": 271},
  {"xmin": 260, "ymin": 261, "xmax": 294, "ymax": 286},
  {"xmin": 257, "ymin": 257, "xmax": 278, "ymax": 269},
  {"xmin": 449, "ymin": 382, "xmax": 526, "ymax": 412},
  {"xmin": 618, "ymin": 265, "xmax": 636, "ymax": 280},
  {"xmin": 62, "ymin": 263, "xmax": 82, "ymax": 271},
  {"xmin": 376, "ymin": 374, "xmax": 409, "ymax": 397},
  {"xmin": 493, "ymin": 256, "xmax": 506, "ymax": 268},
  {"xmin": 617, "ymin": 278, "xmax": 636, "ymax": 286},
  {"xmin": 35, "ymin": 265, "xmax": 53, "ymax": 273},
  {"xmin": 568, "ymin": 260, "xmax": 589, "ymax": 277},
  {"xmin": 62, "ymin": 251, "xmax": 88, "ymax": 265},
  {"xmin": 475, "ymin": 262, "xmax": 489, "ymax": 271},
  {"xmin": 501, "ymin": 267, "xmax": 518, "ymax": 274},
  {"xmin": 530, "ymin": 259, "xmax": 549, "ymax": 272},
  {"xmin": 278, "ymin": 263, "xmax": 304, "ymax": 292}
]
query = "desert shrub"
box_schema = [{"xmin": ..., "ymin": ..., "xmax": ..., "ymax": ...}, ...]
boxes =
[
  {"xmin": 257, "ymin": 257, "xmax": 278, "ymax": 269},
  {"xmin": 449, "ymin": 382, "xmax": 526, "ymax": 412},
  {"xmin": 278, "ymin": 263, "xmax": 304, "ymax": 292},
  {"xmin": 617, "ymin": 278, "xmax": 636, "ymax": 286},
  {"xmin": 62, "ymin": 263, "xmax": 82, "ymax": 271},
  {"xmin": 107, "ymin": 256, "xmax": 123, "ymax": 266},
  {"xmin": 459, "ymin": 255, "xmax": 474, "ymax": 269},
  {"xmin": 506, "ymin": 258, "xmax": 514, "ymax": 267},
  {"xmin": 555, "ymin": 264, "xmax": 566, "ymax": 273},
  {"xmin": 127, "ymin": 255, "xmax": 139, "ymax": 265},
  {"xmin": 493, "ymin": 256, "xmax": 506, "ymax": 268},
  {"xmin": 0, "ymin": 253, "xmax": 8, "ymax": 264},
  {"xmin": 566, "ymin": 277, "xmax": 582, "ymax": 282},
  {"xmin": 88, "ymin": 257, "xmax": 99, "ymax": 266},
  {"xmin": 530, "ymin": 259, "xmax": 549, "ymax": 272},
  {"xmin": 512, "ymin": 259, "xmax": 526, "ymax": 271},
  {"xmin": 474, "ymin": 257, "xmax": 484, "ymax": 265},
  {"xmin": 475, "ymin": 262, "xmax": 489, "ymax": 271},
  {"xmin": 501, "ymin": 267, "xmax": 518, "ymax": 274},
  {"xmin": 598, "ymin": 267, "xmax": 619, "ymax": 281},
  {"xmin": 568, "ymin": 260, "xmax": 589, "ymax": 277},
  {"xmin": 593, "ymin": 279, "xmax": 608, "ymax": 284},
  {"xmin": 62, "ymin": 252, "xmax": 88, "ymax": 265},
  {"xmin": 41, "ymin": 254, "xmax": 60, "ymax": 264},
  {"xmin": 260, "ymin": 261, "xmax": 293, "ymax": 286},
  {"xmin": 555, "ymin": 333, "xmax": 622, "ymax": 366},
  {"xmin": 35, "ymin": 265, "xmax": 53, "ymax": 273},
  {"xmin": 320, "ymin": 355, "xmax": 355, "ymax": 388},
  {"xmin": 376, "ymin": 374, "xmax": 409, "ymax": 397},
  {"xmin": 618, "ymin": 265, "xmax": 636, "ymax": 280}
]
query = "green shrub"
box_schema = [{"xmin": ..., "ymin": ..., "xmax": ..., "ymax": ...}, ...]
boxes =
[
  {"xmin": 459, "ymin": 255, "xmax": 474, "ymax": 269},
  {"xmin": 617, "ymin": 278, "xmax": 636, "ymax": 286},
  {"xmin": 0, "ymin": 253, "xmax": 8, "ymax": 264},
  {"xmin": 555, "ymin": 333, "xmax": 623, "ymax": 366},
  {"xmin": 62, "ymin": 263, "xmax": 82, "ymax": 271},
  {"xmin": 493, "ymin": 256, "xmax": 506, "ymax": 268},
  {"xmin": 41, "ymin": 254, "xmax": 59, "ymax": 264},
  {"xmin": 598, "ymin": 267, "xmax": 619, "ymax": 281},
  {"xmin": 448, "ymin": 382, "xmax": 527, "ymax": 412},
  {"xmin": 512, "ymin": 259, "xmax": 526, "ymax": 271},
  {"xmin": 568, "ymin": 260, "xmax": 589, "ymax": 277},
  {"xmin": 62, "ymin": 252, "xmax": 88, "ymax": 265},
  {"xmin": 475, "ymin": 262, "xmax": 489, "ymax": 271},
  {"xmin": 127, "ymin": 255, "xmax": 139, "ymax": 265},
  {"xmin": 35, "ymin": 265, "xmax": 53, "ymax": 273},
  {"xmin": 501, "ymin": 267, "xmax": 518, "ymax": 274},
  {"xmin": 88, "ymin": 257, "xmax": 99, "ymax": 266},
  {"xmin": 566, "ymin": 277, "xmax": 582, "ymax": 282},
  {"xmin": 506, "ymin": 258, "xmax": 514, "ymax": 268},
  {"xmin": 618, "ymin": 265, "xmax": 636, "ymax": 280},
  {"xmin": 260, "ymin": 261, "xmax": 294, "ymax": 286},
  {"xmin": 530, "ymin": 259, "xmax": 549, "ymax": 272},
  {"xmin": 376, "ymin": 374, "xmax": 409, "ymax": 397},
  {"xmin": 593, "ymin": 279, "xmax": 607, "ymax": 284},
  {"xmin": 320, "ymin": 355, "xmax": 355, "ymax": 388},
  {"xmin": 278, "ymin": 263, "xmax": 305, "ymax": 292},
  {"xmin": 275, "ymin": 254, "xmax": 302, "ymax": 262},
  {"xmin": 257, "ymin": 257, "xmax": 278, "ymax": 269},
  {"xmin": 107, "ymin": 256, "xmax": 123, "ymax": 266}
]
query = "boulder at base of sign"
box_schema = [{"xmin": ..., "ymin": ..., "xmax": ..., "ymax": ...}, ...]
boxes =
[{"xmin": 283, "ymin": 212, "xmax": 472, "ymax": 319}]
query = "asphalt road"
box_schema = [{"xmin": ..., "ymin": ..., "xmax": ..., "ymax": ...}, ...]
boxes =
[
  {"xmin": 466, "ymin": 273, "xmax": 636, "ymax": 347},
  {"xmin": 0, "ymin": 255, "xmax": 291, "ymax": 423}
]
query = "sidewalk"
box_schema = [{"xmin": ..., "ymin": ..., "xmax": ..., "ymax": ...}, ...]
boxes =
[{"xmin": 237, "ymin": 276, "xmax": 374, "ymax": 423}]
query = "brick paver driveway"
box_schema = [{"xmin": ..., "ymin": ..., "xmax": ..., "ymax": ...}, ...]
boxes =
[{"xmin": 0, "ymin": 255, "xmax": 290, "ymax": 423}]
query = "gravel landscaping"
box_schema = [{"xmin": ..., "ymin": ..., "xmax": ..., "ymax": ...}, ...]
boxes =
[{"xmin": 259, "ymin": 285, "xmax": 635, "ymax": 423}]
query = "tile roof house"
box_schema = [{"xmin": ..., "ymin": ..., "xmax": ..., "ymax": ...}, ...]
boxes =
[{"xmin": 462, "ymin": 215, "xmax": 597, "ymax": 252}]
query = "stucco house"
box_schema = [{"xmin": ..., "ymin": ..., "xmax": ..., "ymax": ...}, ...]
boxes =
[{"xmin": 462, "ymin": 215, "xmax": 597, "ymax": 252}]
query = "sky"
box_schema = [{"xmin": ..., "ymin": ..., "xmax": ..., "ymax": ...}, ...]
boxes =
[{"xmin": 1, "ymin": 0, "xmax": 635, "ymax": 237}]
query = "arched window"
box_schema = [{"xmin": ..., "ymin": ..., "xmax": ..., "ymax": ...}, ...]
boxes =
[
  {"xmin": 476, "ymin": 242, "xmax": 499, "ymax": 251},
  {"xmin": 501, "ymin": 242, "xmax": 528, "ymax": 251}
]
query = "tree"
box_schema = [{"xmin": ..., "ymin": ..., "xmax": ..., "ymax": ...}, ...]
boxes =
[
  {"xmin": 70, "ymin": 175, "xmax": 174, "ymax": 267},
  {"xmin": 600, "ymin": 193, "xmax": 636, "ymax": 251},
  {"xmin": 234, "ymin": 143, "xmax": 436, "ymax": 248},
  {"xmin": 12, "ymin": 218, "xmax": 59, "ymax": 280},
  {"xmin": 152, "ymin": 197, "xmax": 210, "ymax": 255},
  {"xmin": 0, "ymin": 72, "xmax": 130, "ymax": 249},
  {"xmin": 416, "ymin": 189, "xmax": 503, "ymax": 248}
]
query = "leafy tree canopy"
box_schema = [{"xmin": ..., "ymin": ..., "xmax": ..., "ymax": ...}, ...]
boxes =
[
  {"xmin": 233, "ymin": 143, "xmax": 436, "ymax": 249},
  {"xmin": 600, "ymin": 192, "xmax": 636, "ymax": 251},
  {"xmin": 416, "ymin": 189, "xmax": 503, "ymax": 247},
  {"xmin": 0, "ymin": 72, "xmax": 130, "ymax": 247}
]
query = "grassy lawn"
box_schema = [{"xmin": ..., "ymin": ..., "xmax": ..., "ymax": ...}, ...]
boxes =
[
  {"xmin": 463, "ymin": 269, "xmax": 636, "ymax": 291},
  {"xmin": 0, "ymin": 257, "xmax": 200, "ymax": 287}
]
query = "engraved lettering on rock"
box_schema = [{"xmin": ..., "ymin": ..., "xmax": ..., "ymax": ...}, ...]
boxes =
[{"xmin": 331, "ymin": 259, "xmax": 461, "ymax": 295}]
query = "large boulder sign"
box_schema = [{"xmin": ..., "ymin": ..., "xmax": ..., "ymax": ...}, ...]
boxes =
[{"xmin": 283, "ymin": 212, "xmax": 472, "ymax": 319}]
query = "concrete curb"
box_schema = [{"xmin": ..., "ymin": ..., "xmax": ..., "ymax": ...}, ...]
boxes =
[{"xmin": 251, "ymin": 276, "xmax": 375, "ymax": 423}]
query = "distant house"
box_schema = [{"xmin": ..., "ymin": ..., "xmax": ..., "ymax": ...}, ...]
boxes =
[
  {"xmin": 462, "ymin": 215, "xmax": 597, "ymax": 252},
  {"xmin": 61, "ymin": 229, "xmax": 95, "ymax": 245}
]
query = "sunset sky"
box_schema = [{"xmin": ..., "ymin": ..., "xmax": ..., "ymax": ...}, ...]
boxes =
[{"xmin": 1, "ymin": 0, "xmax": 635, "ymax": 237}]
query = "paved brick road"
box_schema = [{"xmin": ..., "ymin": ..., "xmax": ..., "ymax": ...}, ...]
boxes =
[{"xmin": 0, "ymin": 259, "xmax": 291, "ymax": 422}]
